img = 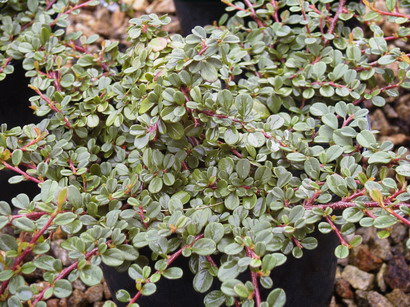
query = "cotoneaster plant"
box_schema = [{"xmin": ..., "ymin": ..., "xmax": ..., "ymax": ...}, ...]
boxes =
[{"xmin": 0, "ymin": 0, "xmax": 410, "ymax": 306}]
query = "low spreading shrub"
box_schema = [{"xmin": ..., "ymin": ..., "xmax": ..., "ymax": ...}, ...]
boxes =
[{"xmin": 0, "ymin": 0, "xmax": 409, "ymax": 306}]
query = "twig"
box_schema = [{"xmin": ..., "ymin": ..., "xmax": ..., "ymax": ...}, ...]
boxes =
[
  {"xmin": 0, "ymin": 212, "xmax": 57, "ymax": 296},
  {"xmin": 363, "ymin": 0, "xmax": 410, "ymax": 20},
  {"xmin": 50, "ymin": 0, "xmax": 95, "ymax": 26},
  {"xmin": 325, "ymin": 215, "xmax": 349, "ymax": 247},
  {"xmin": 126, "ymin": 234, "xmax": 204, "ymax": 306},
  {"xmin": 29, "ymin": 86, "xmax": 72, "ymax": 128},
  {"xmin": 325, "ymin": 0, "xmax": 346, "ymax": 43},
  {"xmin": 1, "ymin": 161, "xmax": 43, "ymax": 184},
  {"xmin": 31, "ymin": 244, "xmax": 104, "ymax": 305}
]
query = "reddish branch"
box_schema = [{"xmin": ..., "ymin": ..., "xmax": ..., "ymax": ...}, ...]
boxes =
[
  {"xmin": 8, "ymin": 212, "xmax": 48, "ymax": 224},
  {"xmin": 64, "ymin": 41, "xmax": 110, "ymax": 72},
  {"xmin": 0, "ymin": 57, "xmax": 12, "ymax": 73},
  {"xmin": 1, "ymin": 161, "xmax": 43, "ymax": 184},
  {"xmin": 50, "ymin": 0, "xmax": 95, "ymax": 26},
  {"xmin": 271, "ymin": 0, "xmax": 280, "ymax": 23},
  {"xmin": 127, "ymin": 234, "xmax": 204, "ymax": 306},
  {"xmin": 0, "ymin": 212, "xmax": 57, "ymax": 296},
  {"xmin": 364, "ymin": 0, "xmax": 410, "ymax": 20},
  {"xmin": 138, "ymin": 206, "xmax": 149, "ymax": 229},
  {"xmin": 325, "ymin": 215, "xmax": 349, "ymax": 247},
  {"xmin": 325, "ymin": 0, "xmax": 346, "ymax": 43},
  {"xmin": 245, "ymin": 247, "xmax": 261, "ymax": 306},
  {"xmin": 244, "ymin": 0, "xmax": 266, "ymax": 27},
  {"xmin": 31, "ymin": 245, "xmax": 103, "ymax": 305},
  {"xmin": 29, "ymin": 86, "xmax": 72, "ymax": 128},
  {"xmin": 305, "ymin": 201, "xmax": 410, "ymax": 210}
]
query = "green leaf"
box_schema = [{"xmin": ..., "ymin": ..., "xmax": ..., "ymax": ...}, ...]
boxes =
[
  {"xmin": 236, "ymin": 159, "xmax": 250, "ymax": 179},
  {"xmin": 0, "ymin": 234, "xmax": 17, "ymax": 251},
  {"xmin": 16, "ymin": 285, "xmax": 32, "ymax": 301},
  {"xmin": 0, "ymin": 270, "xmax": 13, "ymax": 281},
  {"xmin": 163, "ymin": 267, "xmax": 183, "ymax": 279},
  {"xmin": 374, "ymin": 215, "xmax": 397, "ymax": 229},
  {"xmin": 194, "ymin": 269, "xmax": 213, "ymax": 293},
  {"xmin": 234, "ymin": 283, "xmax": 249, "ymax": 298},
  {"xmin": 53, "ymin": 279, "xmax": 72, "ymax": 298},
  {"xmin": 141, "ymin": 283, "xmax": 157, "ymax": 296},
  {"xmin": 192, "ymin": 238, "xmax": 216, "ymax": 256},
  {"xmin": 12, "ymin": 217, "xmax": 35, "ymax": 232},
  {"xmin": 396, "ymin": 164, "xmax": 410, "ymax": 177},
  {"xmin": 224, "ymin": 128, "xmax": 239, "ymax": 145},
  {"xmin": 200, "ymin": 62, "xmax": 218, "ymax": 82},
  {"xmin": 54, "ymin": 212, "xmax": 76, "ymax": 225},
  {"xmin": 357, "ymin": 131, "xmax": 376, "ymax": 148},
  {"xmin": 334, "ymin": 245, "xmax": 349, "ymax": 258},
  {"xmin": 287, "ymin": 153, "xmax": 305, "ymax": 162},
  {"xmin": 79, "ymin": 264, "xmax": 103, "ymax": 286},
  {"xmin": 204, "ymin": 222, "xmax": 224, "ymax": 243},
  {"xmin": 149, "ymin": 37, "xmax": 167, "ymax": 52},
  {"xmin": 12, "ymin": 149, "xmax": 23, "ymax": 166},
  {"xmin": 204, "ymin": 290, "xmax": 225, "ymax": 307},
  {"xmin": 267, "ymin": 288, "xmax": 286, "ymax": 307},
  {"xmin": 116, "ymin": 289, "xmax": 131, "ymax": 303},
  {"xmin": 148, "ymin": 177, "xmax": 163, "ymax": 194},
  {"xmin": 322, "ymin": 113, "xmax": 338, "ymax": 129}
]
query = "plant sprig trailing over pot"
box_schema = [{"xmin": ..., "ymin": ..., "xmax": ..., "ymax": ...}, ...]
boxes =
[{"xmin": 0, "ymin": 0, "xmax": 410, "ymax": 306}]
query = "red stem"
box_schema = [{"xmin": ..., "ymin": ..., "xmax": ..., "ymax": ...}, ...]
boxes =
[
  {"xmin": 271, "ymin": 0, "xmax": 280, "ymax": 23},
  {"xmin": 1, "ymin": 161, "xmax": 43, "ymax": 184},
  {"xmin": 243, "ymin": 0, "xmax": 266, "ymax": 28},
  {"xmin": 0, "ymin": 212, "xmax": 57, "ymax": 296},
  {"xmin": 31, "ymin": 245, "xmax": 103, "ymax": 305},
  {"xmin": 245, "ymin": 247, "xmax": 261, "ymax": 306},
  {"xmin": 325, "ymin": 0, "xmax": 346, "ymax": 43},
  {"xmin": 126, "ymin": 235, "xmax": 204, "ymax": 306},
  {"xmin": 305, "ymin": 201, "xmax": 410, "ymax": 210},
  {"xmin": 0, "ymin": 57, "xmax": 12, "ymax": 73},
  {"xmin": 325, "ymin": 215, "xmax": 349, "ymax": 246},
  {"xmin": 29, "ymin": 86, "xmax": 71, "ymax": 128},
  {"xmin": 50, "ymin": 0, "xmax": 95, "ymax": 26}
]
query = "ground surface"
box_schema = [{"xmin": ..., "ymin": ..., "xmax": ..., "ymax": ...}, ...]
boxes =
[{"xmin": 40, "ymin": 0, "xmax": 410, "ymax": 306}]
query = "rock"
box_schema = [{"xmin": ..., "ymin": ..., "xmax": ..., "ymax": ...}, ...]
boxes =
[
  {"xmin": 386, "ymin": 289, "xmax": 410, "ymax": 307},
  {"xmin": 103, "ymin": 281, "xmax": 112, "ymax": 299},
  {"xmin": 350, "ymin": 245, "xmax": 383, "ymax": 272},
  {"xmin": 371, "ymin": 237, "xmax": 392, "ymax": 261},
  {"xmin": 163, "ymin": 17, "xmax": 181, "ymax": 33},
  {"xmin": 68, "ymin": 289, "xmax": 87, "ymax": 307},
  {"xmin": 367, "ymin": 291, "xmax": 394, "ymax": 307},
  {"xmin": 93, "ymin": 303, "xmax": 105, "ymax": 307},
  {"xmin": 335, "ymin": 278, "xmax": 354, "ymax": 299},
  {"xmin": 371, "ymin": 109, "xmax": 392, "ymax": 136},
  {"xmin": 356, "ymin": 228, "xmax": 376, "ymax": 244},
  {"xmin": 46, "ymin": 299, "xmax": 59, "ymax": 307},
  {"xmin": 124, "ymin": 0, "xmax": 149, "ymax": 11},
  {"xmin": 328, "ymin": 296, "xmax": 339, "ymax": 307},
  {"xmin": 384, "ymin": 254, "xmax": 410, "ymax": 291},
  {"xmin": 376, "ymin": 263, "xmax": 387, "ymax": 293},
  {"xmin": 59, "ymin": 298, "xmax": 67, "ymax": 307},
  {"xmin": 355, "ymin": 290, "xmax": 394, "ymax": 307},
  {"xmin": 73, "ymin": 279, "xmax": 86, "ymax": 291},
  {"xmin": 356, "ymin": 290, "xmax": 370, "ymax": 307},
  {"xmin": 85, "ymin": 284, "xmax": 104, "ymax": 303},
  {"xmin": 390, "ymin": 224, "xmax": 408, "ymax": 244},
  {"xmin": 383, "ymin": 104, "xmax": 398, "ymax": 118},
  {"xmin": 51, "ymin": 240, "xmax": 74, "ymax": 266},
  {"xmin": 146, "ymin": 0, "xmax": 175, "ymax": 14},
  {"xmin": 342, "ymin": 265, "xmax": 375, "ymax": 290},
  {"xmin": 342, "ymin": 299, "xmax": 357, "ymax": 307},
  {"xmin": 396, "ymin": 93, "xmax": 410, "ymax": 133},
  {"xmin": 380, "ymin": 134, "xmax": 410, "ymax": 146}
]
